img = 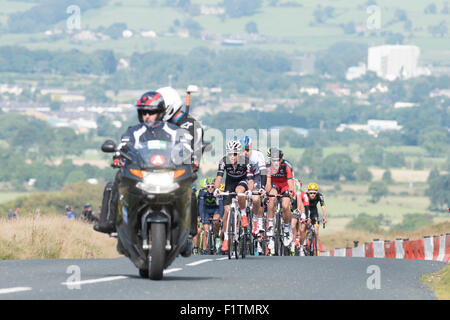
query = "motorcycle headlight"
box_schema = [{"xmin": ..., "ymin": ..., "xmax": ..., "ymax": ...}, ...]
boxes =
[{"xmin": 136, "ymin": 171, "xmax": 180, "ymax": 194}]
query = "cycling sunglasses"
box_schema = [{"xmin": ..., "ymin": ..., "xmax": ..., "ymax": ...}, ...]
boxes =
[
  {"xmin": 227, "ymin": 152, "xmax": 239, "ymax": 157},
  {"xmin": 206, "ymin": 184, "xmax": 214, "ymax": 189},
  {"xmin": 308, "ymin": 191, "xmax": 318, "ymax": 195}
]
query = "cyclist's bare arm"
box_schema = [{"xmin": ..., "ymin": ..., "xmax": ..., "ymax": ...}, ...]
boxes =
[
  {"xmin": 214, "ymin": 175, "xmax": 222, "ymax": 190},
  {"xmin": 297, "ymin": 195, "xmax": 306, "ymax": 214},
  {"xmin": 321, "ymin": 205, "xmax": 327, "ymax": 223}
]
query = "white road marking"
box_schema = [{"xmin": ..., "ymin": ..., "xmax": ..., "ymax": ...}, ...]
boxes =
[
  {"xmin": 0, "ymin": 287, "xmax": 33, "ymax": 295},
  {"xmin": 61, "ymin": 276, "xmax": 129, "ymax": 286},
  {"xmin": 186, "ymin": 259, "xmax": 213, "ymax": 266},
  {"xmin": 215, "ymin": 257, "xmax": 229, "ymax": 261},
  {"xmin": 164, "ymin": 268, "xmax": 183, "ymax": 274}
]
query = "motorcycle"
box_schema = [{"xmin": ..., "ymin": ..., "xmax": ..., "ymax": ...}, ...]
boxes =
[{"xmin": 101, "ymin": 121, "xmax": 204, "ymax": 280}]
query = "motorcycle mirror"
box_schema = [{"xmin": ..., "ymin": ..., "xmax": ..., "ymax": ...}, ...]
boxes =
[
  {"xmin": 202, "ymin": 142, "xmax": 212, "ymax": 153},
  {"xmin": 101, "ymin": 140, "xmax": 116, "ymax": 153},
  {"xmin": 186, "ymin": 85, "xmax": 199, "ymax": 93}
]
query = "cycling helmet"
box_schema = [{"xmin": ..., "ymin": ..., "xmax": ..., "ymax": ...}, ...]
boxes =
[
  {"xmin": 307, "ymin": 182, "xmax": 319, "ymax": 191},
  {"xmin": 226, "ymin": 140, "xmax": 242, "ymax": 153},
  {"xmin": 156, "ymin": 87, "xmax": 183, "ymax": 121},
  {"xmin": 240, "ymin": 136, "xmax": 252, "ymax": 149},
  {"xmin": 136, "ymin": 91, "xmax": 166, "ymax": 123},
  {"xmin": 206, "ymin": 177, "xmax": 215, "ymax": 185},
  {"xmin": 267, "ymin": 147, "xmax": 283, "ymax": 159}
]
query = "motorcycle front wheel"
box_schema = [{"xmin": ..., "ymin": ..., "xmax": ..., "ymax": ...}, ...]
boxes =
[{"xmin": 149, "ymin": 222, "xmax": 166, "ymax": 280}]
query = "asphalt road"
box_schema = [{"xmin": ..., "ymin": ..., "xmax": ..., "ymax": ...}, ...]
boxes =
[{"xmin": 0, "ymin": 255, "xmax": 445, "ymax": 300}]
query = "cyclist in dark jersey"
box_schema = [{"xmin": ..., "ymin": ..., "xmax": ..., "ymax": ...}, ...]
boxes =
[
  {"xmin": 305, "ymin": 182, "xmax": 327, "ymax": 254},
  {"xmin": 213, "ymin": 140, "xmax": 258, "ymax": 252},
  {"xmin": 197, "ymin": 178, "xmax": 224, "ymax": 255}
]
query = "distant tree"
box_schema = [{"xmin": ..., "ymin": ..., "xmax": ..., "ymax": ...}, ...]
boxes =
[
  {"xmin": 428, "ymin": 20, "xmax": 448, "ymax": 37},
  {"xmin": 389, "ymin": 213, "xmax": 433, "ymax": 232},
  {"xmin": 427, "ymin": 167, "xmax": 440, "ymax": 184},
  {"xmin": 84, "ymin": 86, "xmax": 109, "ymax": 103},
  {"xmin": 103, "ymin": 22, "xmax": 128, "ymax": 40},
  {"xmin": 360, "ymin": 145, "xmax": 384, "ymax": 167},
  {"xmin": 341, "ymin": 22, "xmax": 356, "ymax": 34},
  {"xmin": 317, "ymin": 153, "xmax": 356, "ymax": 181},
  {"xmin": 183, "ymin": 19, "xmax": 203, "ymax": 38},
  {"xmin": 223, "ymin": 0, "xmax": 262, "ymax": 18},
  {"xmin": 419, "ymin": 126, "xmax": 448, "ymax": 157},
  {"xmin": 384, "ymin": 152, "xmax": 405, "ymax": 168},
  {"xmin": 424, "ymin": 3, "xmax": 437, "ymax": 14},
  {"xmin": 425, "ymin": 173, "xmax": 450, "ymax": 210},
  {"xmin": 368, "ymin": 181, "xmax": 388, "ymax": 203},
  {"xmin": 315, "ymin": 42, "xmax": 367, "ymax": 79},
  {"xmin": 394, "ymin": 9, "xmax": 408, "ymax": 21},
  {"xmin": 300, "ymin": 147, "xmax": 323, "ymax": 178},
  {"xmin": 245, "ymin": 21, "xmax": 259, "ymax": 34},
  {"xmin": 385, "ymin": 32, "xmax": 404, "ymax": 44},
  {"xmin": 355, "ymin": 165, "xmax": 373, "ymax": 182},
  {"xmin": 382, "ymin": 169, "xmax": 393, "ymax": 183},
  {"xmin": 346, "ymin": 213, "xmax": 381, "ymax": 233},
  {"xmin": 442, "ymin": 2, "xmax": 449, "ymax": 14}
]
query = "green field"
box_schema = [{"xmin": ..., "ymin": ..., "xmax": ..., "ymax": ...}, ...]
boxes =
[
  {"xmin": 0, "ymin": 0, "xmax": 449, "ymax": 63},
  {"xmin": 0, "ymin": 192, "xmax": 30, "ymax": 204}
]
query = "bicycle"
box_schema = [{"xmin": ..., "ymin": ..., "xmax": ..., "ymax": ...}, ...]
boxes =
[
  {"xmin": 203, "ymin": 217, "xmax": 222, "ymax": 255},
  {"xmin": 253, "ymin": 197, "xmax": 268, "ymax": 256},
  {"xmin": 267, "ymin": 194, "xmax": 291, "ymax": 256},
  {"xmin": 220, "ymin": 191, "xmax": 249, "ymax": 260},
  {"xmin": 303, "ymin": 219, "xmax": 326, "ymax": 256}
]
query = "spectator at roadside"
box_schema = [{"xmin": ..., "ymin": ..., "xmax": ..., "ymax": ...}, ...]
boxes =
[
  {"xmin": 8, "ymin": 208, "xmax": 16, "ymax": 220},
  {"xmin": 65, "ymin": 205, "xmax": 75, "ymax": 219},
  {"xmin": 82, "ymin": 204, "xmax": 98, "ymax": 223},
  {"xmin": 15, "ymin": 207, "xmax": 20, "ymax": 219},
  {"xmin": 35, "ymin": 208, "xmax": 41, "ymax": 219}
]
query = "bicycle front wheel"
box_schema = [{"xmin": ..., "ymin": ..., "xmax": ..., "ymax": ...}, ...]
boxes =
[{"xmin": 228, "ymin": 208, "xmax": 235, "ymax": 260}]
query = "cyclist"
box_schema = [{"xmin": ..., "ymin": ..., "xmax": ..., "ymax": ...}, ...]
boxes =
[
  {"xmin": 290, "ymin": 178, "xmax": 308, "ymax": 255},
  {"xmin": 192, "ymin": 179, "xmax": 207, "ymax": 255},
  {"xmin": 305, "ymin": 182, "xmax": 328, "ymax": 255},
  {"xmin": 198, "ymin": 178, "xmax": 224, "ymax": 255},
  {"xmin": 240, "ymin": 136, "xmax": 267, "ymax": 235},
  {"xmin": 265, "ymin": 147, "xmax": 295, "ymax": 255},
  {"xmin": 213, "ymin": 140, "xmax": 258, "ymax": 253}
]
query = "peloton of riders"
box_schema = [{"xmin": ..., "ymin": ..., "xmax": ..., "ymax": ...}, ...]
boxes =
[{"xmin": 194, "ymin": 136, "xmax": 327, "ymax": 256}]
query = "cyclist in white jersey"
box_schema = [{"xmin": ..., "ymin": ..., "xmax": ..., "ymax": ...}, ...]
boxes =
[{"xmin": 240, "ymin": 136, "xmax": 267, "ymax": 235}]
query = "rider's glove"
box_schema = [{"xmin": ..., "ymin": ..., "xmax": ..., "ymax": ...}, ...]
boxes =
[
  {"xmin": 213, "ymin": 188, "xmax": 221, "ymax": 197},
  {"xmin": 300, "ymin": 212, "xmax": 306, "ymax": 223},
  {"xmin": 258, "ymin": 188, "xmax": 266, "ymax": 196},
  {"xmin": 111, "ymin": 156, "xmax": 124, "ymax": 168},
  {"xmin": 245, "ymin": 190, "xmax": 253, "ymax": 198}
]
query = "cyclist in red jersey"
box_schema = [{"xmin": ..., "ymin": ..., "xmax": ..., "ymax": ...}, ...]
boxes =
[
  {"xmin": 265, "ymin": 147, "xmax": 295, "ymax": 254},
  {"xmin": 291, "ymin": 178, "xmax": 308, "ymax": 255}
]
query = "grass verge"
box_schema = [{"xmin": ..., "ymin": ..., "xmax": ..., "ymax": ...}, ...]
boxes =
[
  {"xmin": 422, "ymin": 265, "xmax": 450, "ymax": 300},
  {"xmin": 0, "ymin": 215, "xmax": 119, "ymax": 260}
]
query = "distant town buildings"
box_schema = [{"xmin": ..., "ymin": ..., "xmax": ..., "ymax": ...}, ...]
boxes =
[
  {"xmin": 337, "ymin": 119, "xmax": 402, "ymax": 137},
  {"xmin": 367, "ymin": 45, "xmax": 431, "ymax": 81},
  {"xmin": 346, "ymin": 45, "xmax": 432, "ymax": 81}
]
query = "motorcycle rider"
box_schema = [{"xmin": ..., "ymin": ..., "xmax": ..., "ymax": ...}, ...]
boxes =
[{"xmin": 94, "ymin": 88, "xmax": 203, "ymax": 238}]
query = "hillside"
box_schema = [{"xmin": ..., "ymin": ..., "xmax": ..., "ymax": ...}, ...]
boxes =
[{"xmin": 0, "ymin": 0, "xmax": 449, "ymax": 64}]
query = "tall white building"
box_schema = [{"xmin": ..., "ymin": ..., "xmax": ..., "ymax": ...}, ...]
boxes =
[{"xmin": 368, "ymin": 45, "xmax": 430, "ymax": 81}]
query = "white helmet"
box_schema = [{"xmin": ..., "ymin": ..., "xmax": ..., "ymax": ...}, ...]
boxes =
[
  {"xmin": 156, "ymin": 87, "xmax": 183, "ymax": 121},
  {"xmin": 226, "ymin": 140, "xmax": 242, "ymax": 153}
]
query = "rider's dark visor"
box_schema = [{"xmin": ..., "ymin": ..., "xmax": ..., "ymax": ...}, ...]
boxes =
[{"xmin": 140, "ymin": 109, "xmax": 160, "ymax": 116}]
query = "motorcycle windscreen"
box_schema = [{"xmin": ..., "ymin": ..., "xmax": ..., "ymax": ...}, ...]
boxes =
[{"xmin": 132, "ymin": 126, "xmax": 192, "ymax": 170}]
